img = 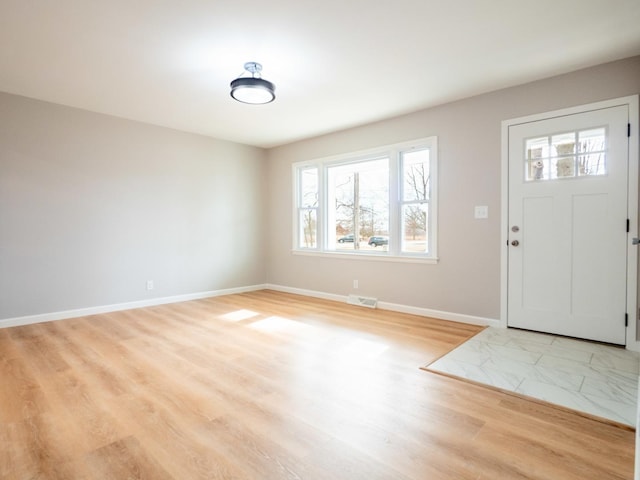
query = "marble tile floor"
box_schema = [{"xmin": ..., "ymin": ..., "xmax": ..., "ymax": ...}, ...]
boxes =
[{"xmin": 425, "ymin": 327, "xmax": 640, "ymax": 427}]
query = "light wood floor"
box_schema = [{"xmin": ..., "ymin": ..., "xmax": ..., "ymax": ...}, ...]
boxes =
[{"xmin": 0, "ymin": 290, "xmax": 635, "ymax": 479}]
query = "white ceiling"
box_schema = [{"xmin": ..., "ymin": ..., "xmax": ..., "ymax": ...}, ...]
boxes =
[{"xmin": 1, "ymin": 1, "xmax": 639, "ymax": 148}]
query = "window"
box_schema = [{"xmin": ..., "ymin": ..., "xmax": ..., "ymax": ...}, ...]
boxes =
[
  {"xmin": 525, "ymin": 127, "xmax": 607, "ymax": 181},
  {"xmin": 297, "ymin": 166, "xmax": 318, "ymax": 248},
  {"xmin": 293, "ymin": 137, "xmax": 438, "ymax": 262},
  {"xmin": 401, "ymin": 149, "xmax": 430, "ymax": 254}
]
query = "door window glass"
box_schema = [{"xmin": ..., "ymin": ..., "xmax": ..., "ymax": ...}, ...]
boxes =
[{"xmin": 525, "ymin": 127, "xmax": 606, "ymax": 181}]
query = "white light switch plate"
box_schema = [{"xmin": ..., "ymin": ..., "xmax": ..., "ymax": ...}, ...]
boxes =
[{"xmin": 474, "ymin": 206, "xmax": 488, "ymax": 219}]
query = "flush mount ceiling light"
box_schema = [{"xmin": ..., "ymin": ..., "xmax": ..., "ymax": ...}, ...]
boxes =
[{"xmin": 230, "ymin": 62, "xmax": 276, "ymax": 105}]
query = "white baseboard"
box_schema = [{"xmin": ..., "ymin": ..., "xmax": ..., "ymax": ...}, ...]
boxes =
[
  {"xmin": 377, "ymin": 300, "xmax": 500, "ymax": 327},
  {"xmin": 0, "ymin": 284, "xmax": 267, "ymax": 329},
  {"xmin": 1, "ymin": 282, "xmax": 499, "ymax": 330},
  {"xmin": 264, "ymin": 284, "xmax": 347, "ymax": 304},
  {"xmin": 265, "ymin": 284, "xmax": 499, "ymax": 327}
]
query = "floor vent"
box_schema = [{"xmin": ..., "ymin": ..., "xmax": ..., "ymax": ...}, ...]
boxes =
[{"xmin": 347, "ymin": 294, "xmax": 378, "ymax": 309}]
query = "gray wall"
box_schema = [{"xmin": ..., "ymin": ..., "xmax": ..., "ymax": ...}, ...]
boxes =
[
  {"xmin": 2, "ymin": 56, "xmax": 639, "ymax": 322},
  {"xmin": 0, "ymin": 93, "xmax": 267, "ymax": 319},
  {"xmin": 266, "ymin": 56, "xmax": 640, "ymax": 320}
]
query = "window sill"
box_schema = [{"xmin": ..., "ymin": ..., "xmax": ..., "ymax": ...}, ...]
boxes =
[{"xmin": 291, "ymin": 249, "xmax": 439, "ymax": 264}]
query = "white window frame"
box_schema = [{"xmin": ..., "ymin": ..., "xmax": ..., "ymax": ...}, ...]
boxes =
[{"xmin": 292, "ymin": 137, "xmax": 438, "ymax": 264}]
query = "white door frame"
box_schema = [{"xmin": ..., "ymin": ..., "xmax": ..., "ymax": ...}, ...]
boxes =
[{"xmin": 500, "ymin": 95, "xmax": 640, "ymax": 351}]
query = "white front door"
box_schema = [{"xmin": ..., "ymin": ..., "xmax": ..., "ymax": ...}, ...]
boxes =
[{"xmin": 507, "ymin": 105, "xmax": 630, "ymax": 344}]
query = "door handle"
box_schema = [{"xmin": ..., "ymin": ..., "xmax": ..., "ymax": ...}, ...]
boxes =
[
  {"xmin": 633, "ymin": 238, "xmax": 640, "ymax": 245},
  {"xmin": 511, "ymin": 240, "xmax": 520, "ymax": 246}
]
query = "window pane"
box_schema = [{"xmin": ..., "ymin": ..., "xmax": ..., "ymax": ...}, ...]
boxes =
[
  {"xmin": 402, "ymin": 204, "xmax": 428, "ymax": 253},
  {"xmin": 328, "ymin": 158, "xmax": 389, "ymax": 251},
  {"xmin": 578, "ymin": 128, "xmax": 606, "ymax": 176},
  {"xmin": 578, "ymin": 128, "xmax": 605, "ymax": 154},
  {"xmin": 525, "ymin": 128, "xmax": 606, "ymax": 181},
  {"xmin": 578, "ymin": 153, "xmax": 606, "ymax": 176},
  {"xmin": 402, "ymin": 149, "xmax": 430, "ymax": 201},
  {"xmin": 555, "ymin": 156, "xmax": 575, "ymax": 178},
  {"xmin": 300, "ymin": 167, "xmax": 318, "ymax": 208},
  {"xmin": 527, "ymin": 158, "xmax": 548, "ymax": 181},
  {"xmin": 299, "ymin": 209, "xmax": 317, "ymax": 248},
  {"xmin": 526, "ymin": 137, "xmax": 548, "ymax": 160},
  {"xmin": 526, "ymin": 137, "xmax": 549, "ymax": 181},
  {"xmin": 551, "ymin": 132, "xmax": 575, "ymax": 157}
]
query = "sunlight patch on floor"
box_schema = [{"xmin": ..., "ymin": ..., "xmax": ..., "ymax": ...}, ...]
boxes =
[
  {"xmin": 219, "ymin": 309, "xmax": 260, "ymax": 321},
  {"xmin": 248, "ymin": 315, "xmax": 316, "ymax": 333}
]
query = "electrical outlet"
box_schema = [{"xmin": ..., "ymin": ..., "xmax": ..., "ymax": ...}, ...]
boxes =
[
  {"xmin": 353, "ymin": 279, "xmax": 359, "ymax": 289},
  {"xmin": 146, "ymin": 280, "xmax": 154, "ymax": 290}
]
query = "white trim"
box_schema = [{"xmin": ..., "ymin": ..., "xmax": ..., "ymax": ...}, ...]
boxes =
[
  {"xmin": 291, "ymin": 249, "xmax": 439, "ymax": 264},
  {"xmin": 504, "ymin": 96, "xmax": 639, "ymax": 127},
  {"xmin": 266, "ymin": 283, "xmax": 499, "ymax": 327},
  {"xmin": 376, "ymin": 300, "xmax": 499, "ymax": 327},
  {"xmin": 500, "ymin": 112, "xmax": 510, "ymax": 329},
  {"xmin": 1, "ymin": 282, "xmax": 498, "ymax": 330},
  {"xmin": 0, "ymin": 284, "xmax": 267, "ymax": 329},
  {"xmin": 628, "ymin": 95, "xmax": 639, "ymax": 352},
  {"xmin": 265, "ymin": 284, "xmax": 347, "ymax": 303},
  {"xmin": 501, "ymin": 95, "xmax": 640, "ymax": 351}
]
